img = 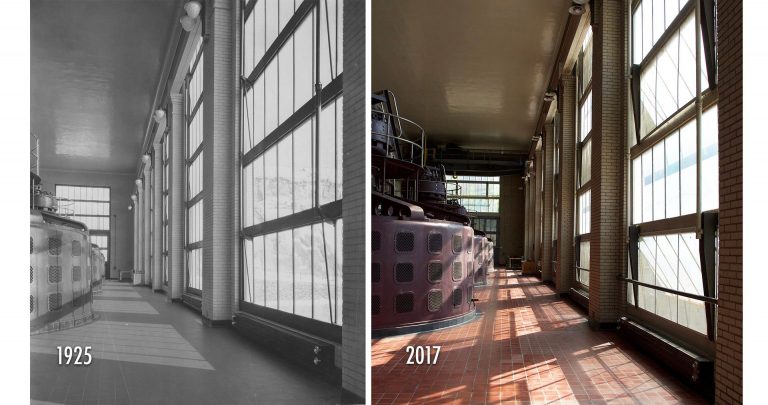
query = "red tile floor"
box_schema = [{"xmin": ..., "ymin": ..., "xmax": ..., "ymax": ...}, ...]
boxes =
[{"xmin": 372, "ymin": 269, "xmax": 709, "ymax": 404}]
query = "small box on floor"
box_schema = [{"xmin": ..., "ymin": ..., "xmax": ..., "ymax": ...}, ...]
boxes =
[{"xmin": 522, "ymin": 260, "xmax": 538, "ymax": 275}]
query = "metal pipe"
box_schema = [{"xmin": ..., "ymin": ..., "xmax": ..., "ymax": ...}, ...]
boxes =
[
  {"xmin": 695, "ymin": 0, "xmax": 703, "ymax": 238},
  {"xmin": 623, "ymin": 278, "xmax": 717, "ymax": 304}
]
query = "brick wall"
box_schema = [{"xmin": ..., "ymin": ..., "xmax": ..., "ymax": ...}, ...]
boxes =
[
  {"xmin": 715, "ymin": 0, "xmax": 743, "ymax": 403},
  {"xmin": 341, "ymin": 0, "xmax": 366, "ymax": 401},
  {"xmin": 588, "ymin": 0, "xmax": 625, "ymax": 326}
]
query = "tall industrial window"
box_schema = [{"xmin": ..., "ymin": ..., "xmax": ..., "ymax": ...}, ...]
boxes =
[
  {"xmin": 447, "ymin": 175, "xmax": 500, "ymax": 242},
  {"xmin": 55, "ymin": 185, "xmax": 111, "ymax": 261},
  {"xmin": 241, "ymin": 0, "xmax": 344, "ymax": 327},
  {"xmin": 162, "ymin": 133, "xmax": 169, "ymax": 285},
  {"xmin": 552, "ymin": 114, "xmax": 560, "ymax": 272},
  {"xmin": 186, "ymin": 35, "xmax": 204, "ymax": 293},
  {"xmin": 149, "ymin": 159, "xmax": 154, "ymax": 280},
  {"xmin": 627, "ymin": 0, "xmax": 717, "ymax": 340},
  {"xmin": 448, "ymin": 176, "xmax": 501, "ymax": 214},
  {"xmin": 575, "ymin": 26, "xmax": 592, "ymax": 290}
]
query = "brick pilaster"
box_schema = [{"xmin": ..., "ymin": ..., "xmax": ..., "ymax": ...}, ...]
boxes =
[
  {"xmin": 588, "ymin": 0, "xmax": 625, "ymax": 327},
  {"xmin": 152, "ymin": 140, "xmax": 164, "ymax": 291},
  {"xmin": 556, "ymin": 74, "xmax": 576, "ymax": 294},
  {"xmin": 541, "ymin": 122, "xmax": 555, "ymax": 281},
  {"xmin": 341, "ymin": 0, "xmax": 365, "ymax": 401},
  {"xmin": 533, "ymin": 146, "xmax": 542, "ymax": 264},
  {"xmin": 715, "ymin": 0, "xmax": 742, "ymax": 403},
  {"xmin": 143, "ymin": 164, "xmax": 152, "ymax": 286},
  {"xmin": 168, "ymin": 93, "xmax": 185, "ymax": 300},
  {"xmin": 201, "ymin": 0, "xmax": 236, "ymax": 324}
]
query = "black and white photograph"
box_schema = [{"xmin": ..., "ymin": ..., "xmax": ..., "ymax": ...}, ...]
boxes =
[{"xmin": 27, "ymin": 0, "xmax": 366, "ymax": 403}]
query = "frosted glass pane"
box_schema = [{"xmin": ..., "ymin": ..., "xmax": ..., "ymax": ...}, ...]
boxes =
[
  {"xmin": 294, "ymin": 226, "xmax": 312, "ymax": 318},
  {"xmin": 579, "ymin": 241, "xmax": 590, "ymax": 287},
  {"xmin": 701, "ymin": 106, "xmax": 719, "ymax": 211},
  {"xmin": 652, "ymin": 142, "xmax": 665, "ymax": 220},
  {"xmin": 679, "ymin": 15, "xmax": 696, "ymax": 105},
  {"xmin": 656, "ymin": 36, "xmax": 679, "ymax": 122},
  {"xmin": 680, "ymin": 120, "xmax": 696, "ymax": 215},
  {"xmin": 254, "ymin": 156, "xmax": 265, "ymax": 224},
  {"xmin": 666, "ymin": 0, "xmax": 680, "ymax": 29},
  {"xmin": 335, "ymin": 218, "xmax": 343, "ymax": 325},
  {"xmin": 581, "ymin": 139, "xmax": 591, "ymax": 185},
  {"xmin": 319, "ymin": 0, "xmax": 332, "ymax": 86},
  {"xmin": 264, "ymin": 147, "xmax": 278, "ymax": 221},
  {"xmin": 278, "ymin": 230, "xmax": 293, "ymax": 313},
  {"xmin": 655, "ymin": 234, "xmax": 679, "ymax": 322},
  {"xmin": 678, "ymin": 233, "xmax": 702, "ymax": 295},
  {"xmin": 254, "ymin": 0, "xmax": 266, "ymax": 63},
  {"xmin": 294, "ymin": 16, "xmax": 313, "ymax": 110},
  {"xmin": 319, "ymin": 101, "xmax": 336, "ymax": 205},
  {"xmin": 278, "ymin": 0, "xmax": 293, "ymax": 33},
  {"xmin": 665, "ymin": 132, "xmax": 680, "ymax": 218},
  {"xmin": 252, "ymin": 235, "xmax": 265, "ymax": 305},
  {"xmin": 244, "ymin": 13, "xmax": 254, "ymax": 75},
  {"xmin": 294, "ymin": 120, "xmax": 313, "ymax": 212},
  {"xmin": 336, "ymin": 97, "xmax": 343, "ymax": 200},
  {"xmin": 264, "ymin": 61, "xmax": 278, "ymax": 135},
  {"xmin": 652, "ymin": 0, "xmax": 665, "ymax": 45},
  {"xmin": 336, "ymin": 0, "xmax": 343, "ymax": 75},
  {"xmin": 243, "ymin": 239, "xmax": 253, "ymax": 303},
  {"xmin": 638, "ymin": 236, "xmax": 656, "ymax": 312},
  {"xmin": 266, "ymin": 0, "xmax": 278, "ymax": 48},
  {"xmin": 312, "ymin": 223, "xmax": 332, "ymax": 323},
  {"xmin": 642, "ymin": 150, "xmax": 653, "ymax": 222},
  {"xmin": 678, "ymin": 296, "xmax": 706, "ymax": 334},
  {"xmin": 253, "ymin": 76, "xmax": 265, "ymax": 146},
  {"xmin": 278, "ymin": 135, "xmax": 293, "ymax": 217},
  {"xmin": 640, "ymin": 60, "xmax": 657, "ymax": 138},
  {"xmin": 580, "ymin": 92, "xmax": 592, "ymax": 140},
  {"xmin": 642, "ymin": 0, "xmax": 653, "ymax": 60},
  {"xmin": 243, "ymin": 161, "xmax": 253, "ymax": 227},
  {"xmin": 265, "ymin": 233, "xmax": 278, "ymax": 308},
  {"xmin": 278, "ymin": 37, "xmax": 294, "ymax": 125}
]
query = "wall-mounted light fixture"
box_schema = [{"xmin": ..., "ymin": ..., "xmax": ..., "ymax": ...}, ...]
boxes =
[
  {"xmin": 135, "ymin": 179, "xmax": 143, "ymax": 187},
  {"xmin": 128, "ymin": 205, "xmax": 133, "ymax": 211},
  {"xmin": 180, "ymin": 1, "xmax": 202, "ymax": 32},
  {"xmin": 141, "ymin": 154, "xmax": 151, "ymax": 164},
  {"xmin": 543, "ymin": 91, "xmax": 557, "ymax": 103},
  {"xmin": 569, "ymin": 1, "xmax": 588, "ymax": 15},
  {"xmin": 153, "ymin": 108, "xmax": 166, "ymax": 123}
]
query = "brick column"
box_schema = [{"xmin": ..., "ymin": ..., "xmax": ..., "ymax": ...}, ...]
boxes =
[
  {"xmin": 341, "ymin": 0, "xmax": 365, "ymax": 401},
  {"xmin": 143, "ymin": 165, "xmax": 152, "ymax": 286},
  {"xmin": 533, "ymin": 146, "xmax": 542, "ymax": 264},
  {"xmin": 132, "ymin": 195, "xmax": 138, "ymax": 274},
  {"xmin": 556, "ymin": 74, "xmax": 576, "ymax": 294},
  {"xmin": 152, "ymin": 141, "xmax": 164, "ymax": 291},
  {"xmin": 201, "ymin": 0, "xmax": 236, "ymax": 325},
  {"xmin": 715, "ymin": 0, "xmax": 742, "ymax": 403},
  {"xmin": 168, "ymin": 93, "xmax": 185, "ymax": 300},
  {"xmin": 136, "ymin": 179, "xmax": 144, "ymax": 284},
  {"xmin": 522, "ymin": 174, "xmax": 529, "ymax": 260},
  {"xmin": 541, "ymin": 122, "xmax": 555, "ymax": 281},
  {"xmin": 588, "ymin": 0, "xmax": 625, "ymax": 327}
]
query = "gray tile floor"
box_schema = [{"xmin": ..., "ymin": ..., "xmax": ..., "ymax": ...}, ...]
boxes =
[{"xmin": 31, "ymin": 281, "xmax": 341, "ymax": 404}]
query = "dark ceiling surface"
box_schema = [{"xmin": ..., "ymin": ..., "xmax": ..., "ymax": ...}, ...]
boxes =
[
  {"xmin": 31, "ymin": 0, "xmax": 178, "ymax": 173},
  {"xmin": 373, "ymin": 0, "xmax": 571, "ymax": 151}
]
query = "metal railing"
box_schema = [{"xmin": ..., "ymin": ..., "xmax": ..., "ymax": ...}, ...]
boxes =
[
  {"xmin": 371, "ymin": 111, "xmax": 425, "ymax": 167},
  {"xmin": 623, "ymin": 278, "xmax": 718, "ymax": 304}
]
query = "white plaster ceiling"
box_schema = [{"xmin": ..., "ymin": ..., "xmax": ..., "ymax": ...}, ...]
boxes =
[
  {"xmin": 31, "ymin": 0, "xmax": 178, "ymax": 173},
  {"xmin": 373, "ymin": 0, "xmax": 572, "ymax": 150}
]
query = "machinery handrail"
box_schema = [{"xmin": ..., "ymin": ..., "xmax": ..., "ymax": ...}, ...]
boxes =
[{"xmin": 371, "ymin": 111, "xmax": 425, "ymax": 167}]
